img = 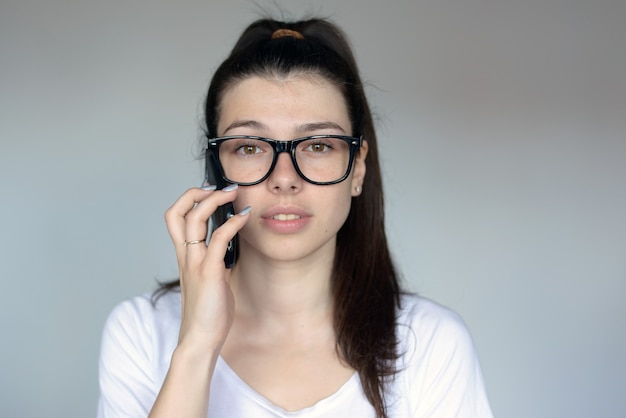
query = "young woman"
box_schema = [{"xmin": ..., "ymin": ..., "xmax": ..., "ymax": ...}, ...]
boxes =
[{"xmin": 98, "ymin": 18, "xmax": 493, "ymax": 418}]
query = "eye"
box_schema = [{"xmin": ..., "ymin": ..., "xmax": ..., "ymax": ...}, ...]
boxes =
[
  {"xmin": 228, "ymin": 139, "xmax": 269, "ymax": 156},
  {"xmin": 238, "ymin": 144, "xmax": 262, "ymax": 155},
  {"xmin": 305, "ymin": 141, "xmax": 333, "ymax": 153}
]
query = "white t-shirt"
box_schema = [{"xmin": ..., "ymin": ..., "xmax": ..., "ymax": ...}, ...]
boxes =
[{"xmin": 97, "ymin": 292, "xmax": 493, "ymax": 417}]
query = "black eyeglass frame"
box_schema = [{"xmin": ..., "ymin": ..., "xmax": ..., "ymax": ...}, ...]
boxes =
[{"xmin": 206, "ymin": 135, "xmax": 363, "ymax": 186}]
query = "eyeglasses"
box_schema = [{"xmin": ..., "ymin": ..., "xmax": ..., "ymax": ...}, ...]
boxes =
[{"xmin": 207, "ymin": 135, "xmax": 363, "ymax": 186}]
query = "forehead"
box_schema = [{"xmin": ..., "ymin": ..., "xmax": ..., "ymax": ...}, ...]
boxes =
[{"xmin": 217, "ymin": 74, "xmax": 351, "ymax": 135}]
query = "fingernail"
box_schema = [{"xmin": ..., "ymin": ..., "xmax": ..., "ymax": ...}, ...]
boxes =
[
  {"xmin": 238, "ymin": 206, "xmax": 252, "ymax": 216},
  {"xmin": 200, "ymin": 179, "xmax": 216, "ymax": 191},
  {"xmin": 222, "ymin": 183, "xmax": 239, "ymax": 192}
]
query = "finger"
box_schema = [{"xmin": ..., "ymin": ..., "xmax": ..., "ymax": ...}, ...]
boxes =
[
  {"xmin": 165, "ymin": 186, "xmax": 217, "ymax": 260},
  {"xmin": 184, "ymin": 185, "xmax": 240, "ymax": 265},
  {"xmin": 203, "ymin": 205, "xmax": 252, "ymax": 269}
]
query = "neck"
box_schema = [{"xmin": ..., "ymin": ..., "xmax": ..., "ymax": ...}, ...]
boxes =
[{"xmin": 229, "ymin": 246, "xmax": 335, "ymax": 327}]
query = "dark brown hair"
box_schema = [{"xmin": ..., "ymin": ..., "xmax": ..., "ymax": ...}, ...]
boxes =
[{"xmin": 157, "ymin": 18, "xmax": 402, "ymax": 417}]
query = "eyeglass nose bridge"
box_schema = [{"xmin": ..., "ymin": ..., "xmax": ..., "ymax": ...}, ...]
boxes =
[
  {"xmin": 273, "ymin": 140, "xmax": 296, "ymax": 154},
  {"xmin": 267, "ymin": 140, "xmax": 302, "ymax": 177}
]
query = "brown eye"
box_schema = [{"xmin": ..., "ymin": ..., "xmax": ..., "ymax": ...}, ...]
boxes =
[
  {"xmin": 234, "ymin": 142, "xmax": 264, "ymax": 155},
  {"xmin": 305, "ymin": 142, "xmax": 332, "ymax": 153},
  {"xmin": 242, "ymin": 145, "xmax": 259, "ymax": 155}
]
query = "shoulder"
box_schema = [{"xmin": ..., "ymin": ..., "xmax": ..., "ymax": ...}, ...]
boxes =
[
  {"xmin": 100, "ymin": 290, "xmax": 181, "ymax": 361},
  {"xmin": 103, "ymin": 291, "xmax": 180, "ymax": 334},
  {"xmin": 395, "ymin": 293, "xmax": 482, "ymax": 386},
  {"xmin": 391, "ymin": 294, "xmax": 493, "ymax": 417},
  {"xmin": 396, "ymin": 293, "xmax": 471, "ymax": 343},
  {"xmin": 97, "ymin": 291, "xmax": 182, "ymax": 417},
  {"xmin": 106, "ymin": 290, "xmax": 181, "ymax": 321}
]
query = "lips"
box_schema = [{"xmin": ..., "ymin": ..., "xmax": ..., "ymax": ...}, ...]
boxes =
[
  {"xmin": 271, "ymin": 213, "xmax": 302, "ymax": 221},
  {"xmin": 261, "ymin": 206, "xmax": 311, "ymax": 233},
  {"xmin": 262, "ymin": 206, "xmax": 311, "ymax": 220}
]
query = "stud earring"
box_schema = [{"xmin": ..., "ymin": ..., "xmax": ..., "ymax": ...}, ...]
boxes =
[{"xmin": 355, "ymin": 186, "xmax": 362, "ymax": 193}]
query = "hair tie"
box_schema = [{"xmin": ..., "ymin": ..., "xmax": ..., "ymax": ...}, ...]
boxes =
[{"xmin": 271, "ymin": 28, "xmax": 304, "ymax": 40}]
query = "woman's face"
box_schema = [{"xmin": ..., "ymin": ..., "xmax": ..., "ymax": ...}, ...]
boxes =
[{"xmin": 216, "ymin": 74, "xmax": 367, "ymax": 265}]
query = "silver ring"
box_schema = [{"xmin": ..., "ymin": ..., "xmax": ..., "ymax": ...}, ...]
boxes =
[{"xmin": 183, "ymin": 240, "xmax": 204, "ymax": 246}]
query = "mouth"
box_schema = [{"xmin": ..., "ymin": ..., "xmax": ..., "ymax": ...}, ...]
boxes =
[{"xmin": 271, "ymin": 214, "xmax": 303, "ymax": 221}]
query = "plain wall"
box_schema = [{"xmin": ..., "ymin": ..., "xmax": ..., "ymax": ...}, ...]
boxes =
[{"xmin": 1, "ymin": 0, "xmax": 624, "ymax": 417}]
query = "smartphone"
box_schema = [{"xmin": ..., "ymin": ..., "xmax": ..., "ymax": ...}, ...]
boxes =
[{"xmin": 205, "ymin": 148, "xmax": 238, "ymax": 268}]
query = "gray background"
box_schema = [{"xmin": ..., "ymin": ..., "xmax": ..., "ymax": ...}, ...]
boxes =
[{"xmin": 1, "ymin": 0, "xmax": 625, "ymax": 417}]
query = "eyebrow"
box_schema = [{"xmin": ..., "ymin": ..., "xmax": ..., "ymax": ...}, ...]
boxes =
[
  {"xmin": 222, "ymin": 120, "xmax": 267, "ymax": 135},
  {"xmin": 221, "ymin": 120, "xmax": 347, "ymax": 136},
  {"xmin": 296, "ymin": 122, "xmax": 347, "ymax": 134}
]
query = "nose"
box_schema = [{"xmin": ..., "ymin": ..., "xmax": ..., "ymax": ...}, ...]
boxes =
[{"xmin": 267, "ymin": 151, "xmax": 302, "ymax": 192}]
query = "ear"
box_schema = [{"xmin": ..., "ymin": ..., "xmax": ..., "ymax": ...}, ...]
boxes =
[{"xmin": 351, "ymin": 140, "xmax": 368, "ymax": 197}]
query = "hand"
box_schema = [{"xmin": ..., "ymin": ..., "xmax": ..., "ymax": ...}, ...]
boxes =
[{"xmin": 164, "ymin": 185, "xmax": 250, "ymax": 351}]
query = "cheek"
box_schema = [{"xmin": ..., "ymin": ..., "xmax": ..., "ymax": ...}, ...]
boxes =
[
  {"xmin": 326, "ymin": 185, "xmax": 354, "ymax": 230},
  {"xmin": 231, "ymin": 188, "xmax": 255, "ymax": 214}
]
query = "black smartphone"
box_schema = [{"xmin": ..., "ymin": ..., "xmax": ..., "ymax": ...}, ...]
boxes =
[{"xmin": 205, "ymin": 148, "xmax": 238, "ymax": 268}]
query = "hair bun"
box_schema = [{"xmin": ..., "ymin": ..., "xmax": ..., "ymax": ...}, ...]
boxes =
[{"xmin": 271, "ymin": 28, "xmax": 304, "ymax": 40}]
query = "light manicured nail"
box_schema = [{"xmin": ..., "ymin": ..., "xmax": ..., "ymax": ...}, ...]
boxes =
[
  {"xmin": 201, "ymin": 183, "xmax": 217, "ymax": 191},
  {"xmin": 238, "ymin": 206, "xmax": 252, "ymax": 216},
  {"xmin": 222, "ymin": 183, "xmax": 239, "ymax": 192},
  {"xmin": 200, "ymin": 179, "xmax": 216, "ymax": 190}
]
